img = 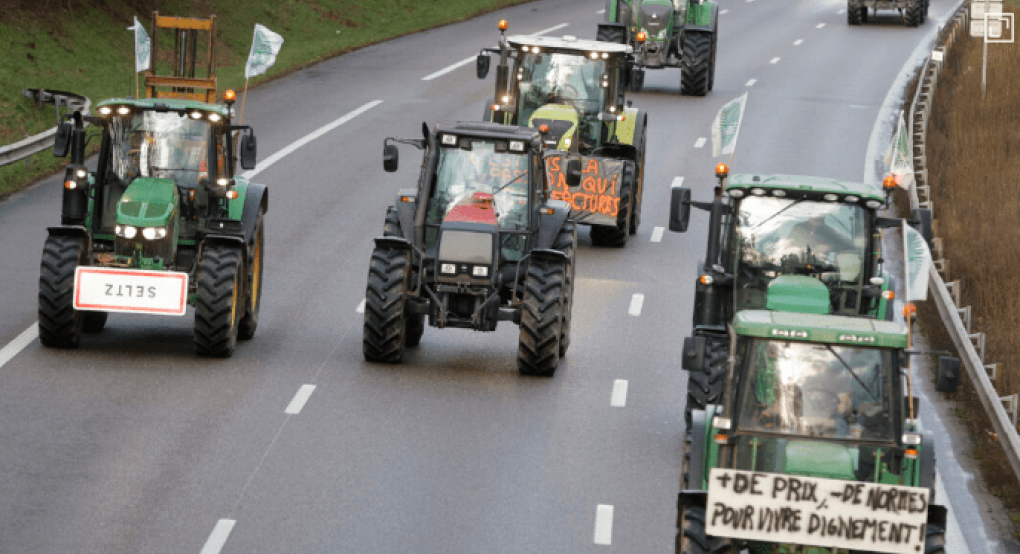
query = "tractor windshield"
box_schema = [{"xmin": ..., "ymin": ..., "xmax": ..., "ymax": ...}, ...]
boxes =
[
  {"xmin": 427, "ymin": 139, "xmax": 530, "ymax": 231},
  {"xmin": 109, "ymin": 111, "xmax": 212, "ymax": 189},
  {"xmin": 517, "ymin": 51, "xmax": 606, "ymax": 144},
  {"xmin": 726, "ymin": 197, "xmax": 869, "ymax": 311},
  {"xmin": 736, "ymin": 339, "xmax": 895, "ymax": 443}
]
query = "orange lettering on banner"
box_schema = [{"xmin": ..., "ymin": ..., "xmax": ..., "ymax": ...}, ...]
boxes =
[
  {"xmin": 597, "ymin": 177, "xmax": 609, "ymax": 194},
  {"xmin": 610, "ymin": 175, "xmax": 618, "ymax": 195},
  {"xmin": 582, "ymin": 176, "xmax": 597, "ymax": 194},
  {"xmin": 583, "ymin": 159, "xmax": 599, "ymax": 175},
  {"xmin": 548, "ymin": 156, "xmax": 561, "ymax": 172},
  {"xmin": 542, "ymin": 155, "xmax": 623, "ymax": 220}
]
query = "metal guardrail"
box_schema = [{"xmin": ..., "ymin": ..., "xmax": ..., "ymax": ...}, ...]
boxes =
[
  {"xmin": 0, "ymin": 89, "xmax": 90, "ymax": 167},
  {"xmin": 906, "ymin": 0, "xmax": 1020, "ymax": 482}
]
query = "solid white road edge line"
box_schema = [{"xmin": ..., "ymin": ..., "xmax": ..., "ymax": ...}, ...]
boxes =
[
  {"xmin": 594, "ymin": 504, "xmax": 614, "ymax": 545},
  {"xmin": 200, "ymin": 519, "xmax": 236, "ymax": 554},
  {"xmin": 285, "ymin": 384, "xmax": 317, "ymax": 415},
  {"xmin": 694, "ymin": 137, "xmax": 707, "ymax": 148},
  {"xmin": 650, "ymin": 226, "xmax": 665, "ymax": 243},
  {"xmin": 610, "ymin": 380, "xmax": 629, "ymax": 407},
  {"xmin": 242, "ymin": 100, "xmax": 383, "ymax": 179},
  {"xmin": 422, "ymin": 23, "xmax": 569, "ymax": 81},
  {"xmin": 0, "ymin": 323, "xmax": 38, "ymax": 370},
  {"xmin": 628, "ymin": 293, "xmax": 644, "ymax": 317},
  {"xmin": 356, "ymin": 299, "xmax": 366, "ymax": 314}
]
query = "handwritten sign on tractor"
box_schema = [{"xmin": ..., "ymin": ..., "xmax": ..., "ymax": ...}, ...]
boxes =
[
  {"xmin": 545, "ymin": 154, "xmax": 624, "ymax": 227},
  {"xmin": 705, "ymin": 468, "xmax": 929, "ymax": 554}
]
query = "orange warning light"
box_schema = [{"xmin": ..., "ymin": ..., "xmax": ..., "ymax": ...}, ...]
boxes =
[
  {"xmin": 499, "ymin": 20, "xmax": 509, "ymax": 31},
  {"xmin": 636, "ymin": 31, "xmax": 647, "ymax": 42},
  {"xmin": 883, "ymin": 175, "xmax": 897, "ymax": 189},
  {"xmin": 224, "ymin": 89, "xmax": 236, "ymax": 103},
  {"xmin": 715, "ymin": 163, "xmax": 729, "ymax": 178},
  {"xmin": 903, "ymin": 303, "xmax": 917, "ymax": 318}
]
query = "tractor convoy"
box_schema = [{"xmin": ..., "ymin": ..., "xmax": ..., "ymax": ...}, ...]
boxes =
[{"xmin": 30, "ymin": 8, "xmax": 959, "ymax": 554}]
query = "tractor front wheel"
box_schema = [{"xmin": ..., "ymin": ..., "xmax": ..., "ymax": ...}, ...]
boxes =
[
  {"xmin": 685, "ymin": 337, "xmax": 728, "ymax": 430},
  {"xmin": 363, "ymin": 246, "xmax": 413, "ymax": 363},
  {"xmin": 239, "ymin": 209, "xmax": 265, "ymax": 340},
  {"xmin": 676, "ymin": 504, "xmax": 733, "ymax": 554},
  {"xmin": 904, "ymin": 0, "xmax": 924, "ymax": 26},
  {"xmin": 590, "ymin": 162, "xmax": 635, "ymax": 247},
  {"xmin": 38, "ymin": 235, "xmax": 87, "ymax": 348},
  {"xmin": 551, "ymin": 219, "xmax": 577, "ymax": 357},
  {"xmin": 517, "ymin": 256, "xmax": 567, "ymax": 375},
  {"xmin": 194, "ymin": 243, "xmax": 244, "ymax": 357},
  {"xmin": 924, "ymin": 524, "xmax": 946, "ymax": 553},
  {"xmin": 680, "ymin": 31, "xmax": 713, "ymax": 96},
  {"xmin": 848, "ymin": 0, "xmax": 864, "ymax": 25}
]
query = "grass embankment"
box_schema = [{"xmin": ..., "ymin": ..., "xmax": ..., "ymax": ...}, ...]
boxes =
[
  {"xmin": 0, "ymin": 0, "xmax": 533, "ymax": 197},
  {"xmin": 912, "ymin": 2, "xmax": 1020, "ymax": 537}
]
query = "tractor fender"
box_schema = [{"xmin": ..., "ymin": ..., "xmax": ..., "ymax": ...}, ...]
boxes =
[
  {"xmin": 927, "ymin": 504, "xmax": 947, "ymax": 529},
  {"xmin": 533, "ymin": 200, "xmax": 571, "ymax": 250},
  {"xmin": 681, "ymin": 1, "xmax": 719, "ymax": 33},
  {"xmin": 918, "ymin": 431, "xmax": 937, "ymax": 493},
  {"xmin": 688, "ymin": 408, "xmax": 710, "ymax": 490},
  {"xmin": 677, "ymin": 490, "xmax": 707, "ymax": 514},
  {"xmin": 530, "ymin": 247, "xmax": 569, "ymax": 265},
  {"xmin": 393, "ymin": 189, "xmax": 417, "ymax": 238},
  {"xmin": 46, "ymin": 225, "xmax": 90, "ymax": 242},
  {"xmin": 613, "ymin": 107, "xmax": 647, "ymax": 153},
  {"xmin": 240, "ymin": 182, "xmax": 268, "ymax": 255},
  {"xmin": 374, "ymin": 236, "xmax": 414, "ymax": 252},
  {"xmin": 597, "ymin": 21, "xmax": 628, "ymax": 42}
]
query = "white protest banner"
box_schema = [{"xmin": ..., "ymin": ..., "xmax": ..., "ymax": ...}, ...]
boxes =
[
  {"xmin": 245, "ymin": 24, "xmax": 285, "ymax": 79},
  {"xmin": 705, "ymin": 468, "xmax": 929, "ymax": 554},
  {"xmin": 128, "ymin": 16, "xmax": 151, "ymax": 73},
  {"xmin": 711, "ymin": 92, "xmax": 748, "ymax": 158},
  {"xmin": 903, "ymin": 221, "xmax": 932, "ymax": 302}
]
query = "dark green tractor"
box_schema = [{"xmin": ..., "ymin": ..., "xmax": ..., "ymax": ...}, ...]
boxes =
[
  {"xmin": 597, "ymin": 0, "xmax": 719, "ymax": 96},
  {"xmin": 477, "ymin": 23, "xmax": 647, "ymax": 247},
  {"xmin": 848, "ymin": 0, "xmax": 929, "ymax": 26},
  {"xmin": 42, "ymin": 94, "xmax": 265, "ymax": 357},
  {"xmin": 669, "ymin": 166, "xmax": 933, "ymax": 426},
  {"xmin": 364, "ymin": 121, "xmax": 577, "ymax": 375},
  {"xmin": 677, "ymin": 297, "xmax": 957, "ymax": 553}
]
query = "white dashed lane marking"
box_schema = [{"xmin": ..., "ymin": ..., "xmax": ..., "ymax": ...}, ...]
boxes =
[
  {"xmin": 694, "ymin": 137, "xmax": 707, "ymax": 148},
  {"xmin": 200, "ymin": 519, "xmax": 236, "ymax": 554},
  {"xmin": 611, "ymin": 380, "xmax": 629, "ymax": 407},
  {"xmin": 650, "ymin": 226, "xmax": 664, "ymax": 243},
  {"xmin": 794, "ymin": 39, "xmax": 804, "ymax": 46},
  {"xmin": 0, "ymin": 323, "xmax": 37, "ymax": 370},
  {"xmin": 817, "ymin": 22, "xmax": 827, "ymax": 28},
  {"xmin": 356, "ymin": 299, "xmax": 366, "ymax": 313},
  {"xmin": 628, "ymin": 294, "xmax": 644, "ymax": 317},
  {"xmin": 594, "ymin": 504, "xmax": 614, "ymax": 545},
  {"xmin": 597, "ymin": 9, "xmax": 605, "ymax": 14},
  {"xmin": 770, "ymin": 57, "xmax": 781, "ymax": 64},
  {"xmin": 720, "ymin": 9, "xmax": 730, "ymax": 14},
  {"xmin": 285, "ymin": 385, "xmax": 317, "ymax": 415},
  {"xmin": 746, "ymin": 78, "xmax": 757, "ymax": 87}
]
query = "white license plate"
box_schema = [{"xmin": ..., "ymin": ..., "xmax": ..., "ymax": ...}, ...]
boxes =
[{"xmin": 74, "ymin": 267, "xmax": 188, "ymax": 316}]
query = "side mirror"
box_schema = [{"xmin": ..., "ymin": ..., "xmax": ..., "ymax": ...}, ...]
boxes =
[
  {"xmin": 476, "ymin": 54, "xmax": 490, "ymax": 79},
  {"xmin": 935, "ymin": 356, "xmax": 961, "ymax": 393},
  {"xmin": 565, "ymin": 158, "xmax": 582, "ymax": 188},
  {"xmin": 910, "ymin": 208, "xmax": 933, "ymax": 248},
  {"xmin": 669, "ymin": 186, "xmax": 692, "ymax": 232},
  {"xmin": 239, "ymin": 132, "xmax": 257, "ymax": 170},
  {"xmin": 682, "ymin": 336, "xmax": 706, "ymax": 372},
  {"xmin": 53, "ymin": 122, "xmax": 72, "ymax": 158},
  {"xmin": 629, "ymin": 67, "xmax": 645, "ymax": 93},
  {"xmin": 383, "ymin": 144, "xmax": 399, "ymax": 172}
]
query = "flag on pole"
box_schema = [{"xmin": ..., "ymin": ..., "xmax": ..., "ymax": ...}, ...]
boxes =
[
  {"xmin": 128, "ymin": 16, "xmax": 151, "ymax": 73},
  {"xmin": 886, "ymin": 111, "xmax": 914, "ymax": 190},
  {"xmin": 903, "ymin": 220, "xmax": 932, "ymax": 302},
  {"xmin": 245, "ymin": 24, "xmax": 285, "ymax": 79},
  {"xmin": 711, "ymin": 92, "xmax": 748, "ymax": 158}
]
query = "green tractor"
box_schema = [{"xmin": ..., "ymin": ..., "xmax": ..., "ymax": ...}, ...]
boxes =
[
  {"xmin": 39, "ymin": 14, "xmax": 266, "ymax": 357},
  {"xmin": 848, "ymin": 0, "xmax": 929, "ymax": 26},
  {"xmin": 476, "ymin": 23, "xmax": 647, "ymax": 247},
  {"xmin": 668, "ymin": 166, "xmax": 933, "ymax": 425},
  {"xmin": 364, "ymin": 121, "xmax": 577, "ymax": 375},
  {"xmin": 597, "ymin": 0, "xmax": 719, "ymax": 96},
  {"xmin": 677, "ymin": 296, "xmax": 958, "ymax": 553}
]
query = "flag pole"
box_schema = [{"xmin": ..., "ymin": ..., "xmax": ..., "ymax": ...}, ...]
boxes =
[
  {"xmin": 135, "ymin": 73, "xmax": 139, "ymax": 99},
  {"xmin": 902, "ymin": 218, "xmax": 916, "ymax": 425},
  {"xmin": 239, "ymin": 78, "xmax": 250, "ymax": 124}
]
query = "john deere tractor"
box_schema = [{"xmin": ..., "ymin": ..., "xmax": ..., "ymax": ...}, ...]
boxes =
[
  {"xmin": 848, "ymin": 0, "xmax": 929, "ymax": 26},
  {"xmin": 668, "ymin": 166, "xmax": 933, "ymax": 425},
  {"xmin": 676, "ymin": 291, "xmax": 958, "ymax": 553},
  {"xmin": 363, "ymin": 121, "xmax": 577, "ymax": 375},
  {"xmin": 39, "ymin": 14, "xmax": 266, "ymax": 357},
  {"xmin": 597, "ymin": 0, "xmax": 719, "ymax": 96},
  {"xmin": 477, "ymin": 22, "xmax": 647, "ymax": 247}
]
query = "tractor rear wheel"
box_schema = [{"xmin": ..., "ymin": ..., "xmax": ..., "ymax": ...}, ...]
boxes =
[
  {"xmin": 194, "ymin": 243, "xmax": 244, "ymax": 357},
  {"xmin": 848, "ymin": 0, "xmax": 864, "ymax": 25},
  {"xmin": 239, "ymin": 209, "xmax": 265, "ymax": 340},
  {"xmin": 38, "ymin": 235, "xmax": 87, "ymax": 348},
  {"xmin": 680, "ymin": 31, "xmax": 712, "ymax": 96},
  {"xmin": 383, "ymin": 206, "xmax": 401, "ymax": 237},
  {"xmin": 685, "ymin": 337, "xmax": 728, "ymax": 430},
  {"xmin": 381, "ymin": 206, "xmax": 424, "ymax": 348},
  {"xmin": 363, "ymin": 245, "xmax": 412, "ymax": 363},
  {"xmin": 517, "ymin": 256, "xmax": 566, "ymax": 375},
  {"xmin": 904, "ymin": 0, "xmax": 924, "ymax": 26},
  {"xmin": 590, "ymin": 162, "xmax": 634, "ymax": 247},
  {"xmin": 676, "ymin": 504, "xmax": 733, "ymax": 554},
  {"xmin": 552, "ymin": 220, "xmax": 577, "ymax": 357},
  {"xmin": 82, "ymin": 311, "xmax": 108, "ymax": 333},
  {"xmin": 924, "ymin": 524, "xmax": 946, "ymax": 553},
  {"xmin": 630, "ymin": 126, "xmax": 647, "ymax": 235}
]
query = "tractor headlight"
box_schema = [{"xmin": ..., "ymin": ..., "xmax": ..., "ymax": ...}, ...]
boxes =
[
  {"xmin": 117, "ymin": 225, "xmax": 138, "ymax": 239},
  {"xmin": 472, "ymin": 266, "xmax": 489, "ymax": 278},
  {"xmin": 141, "ymin": 226, "xmax": 167, "ymax": 240},
  {"xmin": 441, "ymin": 263, "xmax": 457, "ymax": 275}
]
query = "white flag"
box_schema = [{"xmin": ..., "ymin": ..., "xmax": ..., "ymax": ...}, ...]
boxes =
[
  {"xmin": 245, "ymin": 24, "xmax": 285, "ymax": 79},
  {"xmin": 903, "ymin": 220, "xmax": 932, "ymax": 302},
  {"xmin": 711, "ymin": 92, "xmax": 748, "ymax": 158},
  {"xmin": 128, "ymin": 16, "xmax": 151, "ymax": 73},
  {"xmin": 888, "ymin": 111, "xmax": 914, "ymax": 190}
]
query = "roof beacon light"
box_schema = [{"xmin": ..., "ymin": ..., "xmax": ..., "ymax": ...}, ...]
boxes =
[
  {"xmin": 715, "ymin": 163, "xmax": 729, "ymax": 178},
  {"xmin": 636, "ymin": 31, "xmax": 647, "ymax": 43},
  {"xmin": 538, "ymin": 124, "xmax": 550, "ymax": 134},
  {"xmin": 498, "ymin": 20, "xmax": 509, "ymax": 31},
  {"xmin": 883, "ymin": 175, "xmax": 897, "ymax": 190},
  {"xmin": 903, "ymin": 303, "xmax": 917, "ymax": 319},
  {"xmin": 224, "ymin": 89, "xmax": 237, "ymax": 104}
]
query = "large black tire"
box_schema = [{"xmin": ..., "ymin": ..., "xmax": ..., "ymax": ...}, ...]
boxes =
[
  {"xmin": 590, "ymin": 162, "xmax": 634, "ymax": 247},
  {"xmin": 904, "ymin": 0, "xmax": 924, "ymax": 26},
  {"xmin": 194, "ymin": 243, "xmax": 244, "ymax": 357},
  {"xmin": 363, "ymin": 246, "xmax": 412, "ymax": 363},
  {"xmin": 38, "ymin": 235, "xmax": 87, "ymax": 348},
  {"xmin": 596, "ymin": 24, "xmax": 626, "ymax": 44},
  {"xmin": 676, "ymin": 505, "xmax": 734, "ymax": 554},
  {"xmin": 684, "ymin": 337, "xmax": 728, "ymax": 430},
  {"xmin": 630, "ymin": 126, "xmax": 647, "ymax": 235},
  {"xmin": 82, "ymin": 311, "xmax": 108, "ymax": 333},
  {"xmin": 517, "ymin": 257, "xmax": 566, "ymax": 376},
  {"xmin": 238, "ymin": 209, "xmax": 265, "ymax": 340},
  {"xmin": 382, "ymin": 206, "xmax": 401, "ymax": 237},
  {"xmin": 924, "ymin": 524, "xmax": 946, "ymax": 553},
  {"xmin": 380, "ymin": 206, "xmax": 424, "ymax": 348},
  {"xmin": 551, "ymin": 220, "xmax": 577, "ymax": 357},
  {"xmin": 680, "ymin": 31, "xmax": 712, "ymax": 97},
  {"xmin": 848, "ymin": 0, "xmax": 864, "ymax": 25},
  {"xmin": 707, "ymin": 25, "xmax": 717, "ymax": 92}
]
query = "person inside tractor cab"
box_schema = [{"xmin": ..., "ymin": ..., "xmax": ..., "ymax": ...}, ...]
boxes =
[{"xmin": 519, "ymin": 51, "xmax": 605, "ymax": 147}]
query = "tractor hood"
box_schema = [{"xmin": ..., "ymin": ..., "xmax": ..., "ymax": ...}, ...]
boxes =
[
  {"xmin": 116, "ymin": 177, "xmax": 179, "ymax": 228},
  {"xmin": 530, "ymin": 104, "xmax": 579, "ymax": 151},
  {"xmin": 638, "ymin": 1, "xmax": 674, "ymax": 37},
  {"xmin": 782, "ymin": 440, "xmax": 858, "ymax": 481},
  {"xmin": 765, "ymin": 275, "xmax": 830, "ymax": 314}
]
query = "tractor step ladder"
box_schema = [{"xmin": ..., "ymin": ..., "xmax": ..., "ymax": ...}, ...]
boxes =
[{"xmin": 144, "ymin": 12, "xmax": 217, "ymax": 102}]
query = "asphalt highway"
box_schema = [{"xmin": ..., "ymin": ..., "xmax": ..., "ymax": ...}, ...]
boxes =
[{"xmin": 0, "ymin": 0, "xmax": 1002, "ymax": 552}]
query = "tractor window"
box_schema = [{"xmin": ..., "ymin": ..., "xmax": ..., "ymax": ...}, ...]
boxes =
[
  {"xmin": 426, "ymin": 140, "xmax": 530, "ymax": 232},
  {"xmin": 109, "ymin": 111, "xmax": 211, "ymax": 190},
  {"xmin": 728, "ymin": 197, "xmax": 867, "ymax": 310},
  {"xmin": 518, "ymin": 52, "xmax": 606, "ymax": 141},
  {"xmin": 736, "ymin": 340, "xmax": 895, "ymax": 443}
]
